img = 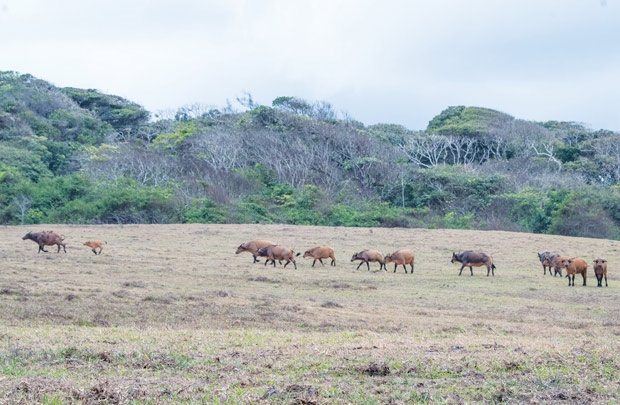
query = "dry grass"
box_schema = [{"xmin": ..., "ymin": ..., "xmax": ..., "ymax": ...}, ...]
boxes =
[{"xmin": 1, "ymin": 223, "xmax": 620, "ymax": 403}]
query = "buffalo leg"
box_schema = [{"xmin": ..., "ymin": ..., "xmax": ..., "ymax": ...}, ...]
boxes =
[
  {"xmin": 459, "ymin": 265, "xmax": 464, "ymax": 276},
  {"xmin": 366, "ymin": 262, "xmax": 370, "ymax": 271},
  {"xmin": 470, "ymin": 266, "xmax": 474, "ymax": 276},
  {"xmin": 318, "ymin": 258, "xmax": 324, "ymax": 266},
  {"xmin": 410, "ymin": 264, "xmax": 414, "ymax": 274},
  {"xmin": 356, "ymin": 262, "xmax": 363, "ymax": 270}
]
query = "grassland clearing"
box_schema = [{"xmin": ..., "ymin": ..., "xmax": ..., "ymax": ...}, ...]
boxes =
[{"xmin": 2, "ymin": 224, "xmax": 620, "ymax": 403}]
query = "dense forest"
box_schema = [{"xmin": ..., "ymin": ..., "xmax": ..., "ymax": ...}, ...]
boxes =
[{"xmin": 2, "ymin": 70, "xmax": 620, "ymax": 239}]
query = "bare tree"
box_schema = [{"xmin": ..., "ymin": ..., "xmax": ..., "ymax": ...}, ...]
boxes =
[
  {"xmin": 13, "ymin": 194, "xmax": 31, "ymax": 225},
  {"xmin": 590, "ymin": 134, "xmax": 620, "ymax": 184},
  {"xmin": 530, "ymin": 142, "xmax": 562, "ymax": 170},
  {"xmin": 401, "ymin": 135, "xmax": 449, "ymax": 168}
]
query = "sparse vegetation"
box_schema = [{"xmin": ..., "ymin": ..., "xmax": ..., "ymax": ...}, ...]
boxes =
[{"xmin": 2, "ymin": 223, "xmax": 620, "ymax": 403}]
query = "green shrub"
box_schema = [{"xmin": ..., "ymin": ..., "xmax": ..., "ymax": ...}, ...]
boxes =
[{"xmin": 183, "ymin": 198, "xmax": 226, "ymax": 223}]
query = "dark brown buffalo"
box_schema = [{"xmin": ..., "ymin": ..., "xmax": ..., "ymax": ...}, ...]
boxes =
[
  {"xmin": 592, "ymin": 258, "xmax": 608, "ymax": 287},
  {"xmin": 451, "ymin": 251, "xmax": 496, "ymax": 276},
  {"xmin": 22, "ymin": 231, "xmax": 66, "ymax": 253},
  {"xmin": 537, "ymin": 251, "xmax": 559, "ymax": 276}
]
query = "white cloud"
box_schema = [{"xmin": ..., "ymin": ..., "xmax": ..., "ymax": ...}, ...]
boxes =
[{"xmin": 1, "ymin": 0, "xmax": 619, "ymax": 130}]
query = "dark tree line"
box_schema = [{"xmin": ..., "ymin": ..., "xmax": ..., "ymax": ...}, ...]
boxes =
[{"xmin": 2, "ymin": 71, "xmax": 620, "ymax": 239}]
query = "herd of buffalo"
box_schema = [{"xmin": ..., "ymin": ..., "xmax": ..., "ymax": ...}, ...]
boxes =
[
  {"xmin": 234, "ymin": 240, "xmax": 609, "ymax": 287},
  {"xmin": 537, "ymin": 251, "xmax": 608, "ymax": 287},
  {"xmin": 20, "ymin": 231, "xmax": 609, "ymax": 287}
]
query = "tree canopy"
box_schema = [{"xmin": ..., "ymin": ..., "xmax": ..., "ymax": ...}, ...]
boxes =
[{"xmin": 2, "ymin": 71, "xmax": 620, "ymax": 239}]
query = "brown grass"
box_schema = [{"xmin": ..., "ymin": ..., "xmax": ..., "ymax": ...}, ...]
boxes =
[{"xmin": 2, "ymin": 224, "xmax": 620, "ymax": 403}]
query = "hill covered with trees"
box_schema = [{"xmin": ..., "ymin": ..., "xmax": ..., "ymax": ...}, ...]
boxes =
[{"xmin": 2, "ymin": 71, "xmax": 620, "ymax": 239}]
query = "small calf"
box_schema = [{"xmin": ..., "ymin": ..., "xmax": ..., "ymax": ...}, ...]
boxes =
[{"xmin": 84, "ymin": 240, "xmax": 106, "ymax": 255}]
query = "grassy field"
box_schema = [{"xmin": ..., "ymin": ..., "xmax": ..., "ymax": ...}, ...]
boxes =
[{"xmin": 1, "ymin": 223, "xmax": 620, "ymax": 404}]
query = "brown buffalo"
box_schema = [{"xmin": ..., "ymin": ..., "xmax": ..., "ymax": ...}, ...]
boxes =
[
  {"xmin": 351, "ymin": 250, "xmax": 386, "ymax": 271},
  {"xmin": 592, "ymin": 258, "xmax": 608, "ymax": 287},
  {"xmin": 550, "ymin": 255, "xmax": 571, "ymax": 277},
  {"xmin": 235, "ymin": 239, "xmax": 275, "ymax": 263},
  {"xmin": 257, "ymin": 245, "xmax": 300, "ymax": 269},
  {"xmin": 84, "ymin": 240, "xmax": 106, "ymax": 255},
  {"xmin": 451, "ymin": 251, "xmax": 496, "ymax": 276},
  {"xmin": 22, "ymin": 231, "xmax": 66, "ymax": 253},
  {"xmin": 303, "ymin": 246, "xmax": 336, "ymax": 267},
  {"xmin": 537, "ymin": 251, "xmax": 559, "ymax": 276},
  {"xmin": 561, "ymin": 257, "xmax": 587, "ymax": 287},
  {"xmin": 384, "ymin": 249, "xmax": 415, "ymax": 274}
]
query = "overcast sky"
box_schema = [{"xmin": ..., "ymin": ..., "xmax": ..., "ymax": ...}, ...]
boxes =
[{"xmin": 1, "ymin": 0, "xmax": 618, "ymax": 131}]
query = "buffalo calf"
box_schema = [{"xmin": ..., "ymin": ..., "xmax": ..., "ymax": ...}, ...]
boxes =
[{"xmin": 84, "ymin": 240, "xmax": 106, "ymax": 255}]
